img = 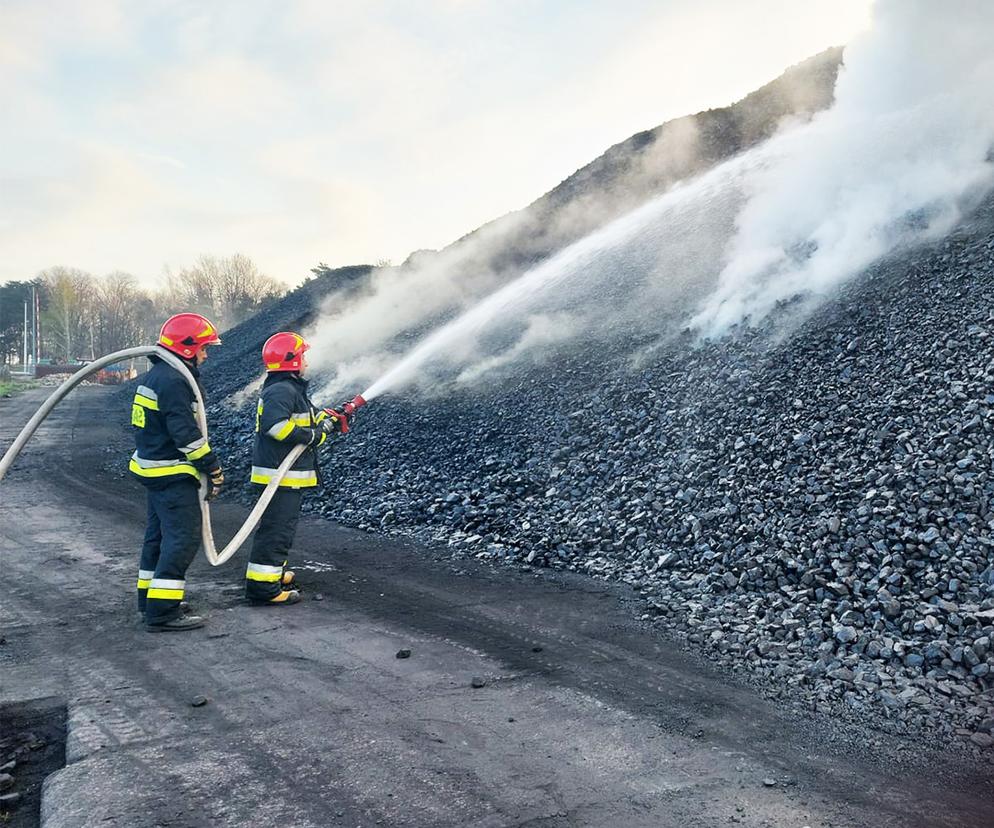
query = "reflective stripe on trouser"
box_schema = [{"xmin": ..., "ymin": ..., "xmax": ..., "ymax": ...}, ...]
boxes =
[
  {"xmin": 139, "ymin": 480, "xmax": 202, "ymax": 623},
  {"xmin": 148, "ymin": 578, "xmax": 185, "ymax": 600},
  {"xmin": 246, "ymin": 562, "xmax": 284, "ymax": 582},
  {"xmin": 250, "ymin": 466, "xmax": 317, "ymax": 488},
  {"xmin": 136, "ymin": 568, "xmax": 154, "ymax": 612},
  {"xmin": 246, "ymin": 488, "xmax": 303, "ymax": 601}
]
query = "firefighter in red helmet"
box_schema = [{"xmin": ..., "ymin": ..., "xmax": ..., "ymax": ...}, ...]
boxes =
[
  {"xmin": 131, "ymin": 313, "xmax": 224, "ymax": 631},
  {"xmin": 246, "ymin": 331, "xmax": 350, "ymax": 604}
]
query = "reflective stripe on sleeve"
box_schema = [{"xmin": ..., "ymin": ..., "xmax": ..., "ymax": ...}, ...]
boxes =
[
  {"xmin": 147, "ymin": 578, "xmax": 185, "ymax": 601},
  {"xmin": 266, "ymin": 419, "xmax": 296, "ymax": 441},
  {"xmin": 187, "ymin": 443, "xmax": 211, "ymax": 461},
  {"xmin": 180, "ymin": 437, "xmax": 211, "ymax": 460},
  {"xmin": 290, "ymin": 412, "xmax": 313, "ymax": 426},
  {"xmin": 246, "ymin": 562, "xmax": 283, "ymax": 583},
  {"xmin": 134, "ymin": 393, "xmax": 159, "ymax": 411}
]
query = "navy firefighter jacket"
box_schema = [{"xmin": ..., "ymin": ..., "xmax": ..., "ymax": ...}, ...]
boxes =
[
  {"xmin": 130, "ymin": 355, "xmax": 221, "ymax": 489},
  {"xmin": 251, "ymin": 372, "xmax": 328, "ymax": 489}
]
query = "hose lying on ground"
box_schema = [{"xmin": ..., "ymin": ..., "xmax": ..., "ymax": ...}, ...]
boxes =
[{"xmin": 0, "ymin": 345, "xmax": 304, "ymax": 567}]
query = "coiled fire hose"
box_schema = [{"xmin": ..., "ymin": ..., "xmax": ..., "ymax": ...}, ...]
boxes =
[{"xmin": 0, "ymin": 345, "xmax": 307, "ymax": 567}]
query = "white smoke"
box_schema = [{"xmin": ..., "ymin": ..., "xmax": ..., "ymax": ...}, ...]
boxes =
[
  {"xmin": 453, "ymin": 312, "xmax": 580, "ymax": 386},
  {"xmin": 350, "ymin": 153, "xmax": 753, "ymax": 401},
  {"xmin": 692, "ymin": 0, "xmax": 994, "ymax": 334},
  {"xmin": 304, "ymin": 210, "xmax": 532, "ymax": 377},
  {"xmin": 303, "ymin": 0, "xmax": 994, "ymax": 402}
]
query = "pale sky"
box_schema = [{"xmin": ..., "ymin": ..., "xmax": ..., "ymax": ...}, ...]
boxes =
[{"xmin": 0, "ymin": 0, "xmax": 872, "ymax": 288}]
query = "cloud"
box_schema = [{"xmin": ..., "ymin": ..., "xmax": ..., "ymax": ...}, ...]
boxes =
[
  {"xmin": 109, "ymin": 55, "xmax": 292, "ymax": 141},
  {"xmin": 0, "ymin": 0, "xmax": 130, "ymax": 81},
  {"xmin": 1, "ymin": 0, "xmax": 873, "ymax": 288}
]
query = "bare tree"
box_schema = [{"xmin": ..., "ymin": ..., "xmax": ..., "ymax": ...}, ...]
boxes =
[
  {"xmin": 162, "ymin": 254, "xmax": 286, "ymax": 331},
  {"xmin": 90, "ymin": 272, "xmax": 157, "ymax": 355}
]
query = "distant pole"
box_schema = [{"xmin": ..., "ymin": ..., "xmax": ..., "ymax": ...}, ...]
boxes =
[
  {"xmin": 33, "ymin": 284, "xmax": 40, "ymax": 365},
  {"xmin": 23, "ymin": 300, "xmax": 28, "ymax": 367},
  {"xmin": 31, "ymin": 285, "xmax": 41, "ymax": 365}
]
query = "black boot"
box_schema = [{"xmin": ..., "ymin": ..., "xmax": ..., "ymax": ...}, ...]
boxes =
[{"xmin": 147, "ymin": 614, "xmax": 206, "ymax": 632}]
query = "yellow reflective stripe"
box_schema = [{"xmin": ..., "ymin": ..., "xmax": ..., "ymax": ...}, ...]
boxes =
[
  {"xmin": 267, "ymin": 420, "xmax": 295, "ymax": 441},
  {"xmin": 290, "ymin": 416, "xmax": 312, "ymax": 426},
  {"xmin": 250, "ymin": 472, "xmax": 318, "ymax": 488},
  {"xmin": 134, "ymin": 394, "xmax": 159, "ymax": 411},
  {"xmin": 186, "ymin": 442, "xmax": 212, "ymax": 461},
  {"xmin": 317, "ymin": 432, "xmax": 327, "ymax": 447},
  {"xmin": 137, "ymin": 578, "xmax": 152, "ymax": 590},
  {"xmin": 147, "ymin": 588, "xmax": 184, "ymax": 600},
  {"xmin": 129, "ymin": 459, "xmax": 199, "ymax": 479},
  {"xmin": 246, "ymin": 564, "xmax": 283, "ymax": 582},
  {"xmin": 147, "ymin": 578, "xmax": 185, "ymax": 601}
]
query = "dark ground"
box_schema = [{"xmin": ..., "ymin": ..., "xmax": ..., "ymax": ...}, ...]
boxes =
[
  {"xmin": 2, "ymin": 386, "xmax": 993, "ymax": 827},
  {"xmin": 0, "ymin": 699, "xmax": 66, "ymax": 827}
]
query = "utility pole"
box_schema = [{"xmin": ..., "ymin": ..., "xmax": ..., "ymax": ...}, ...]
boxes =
[
  {"xmin": 33, "ymin": 283, "xmax": 40, "ymax": 366},
  {"xmin": 23, "ymin": 300, "xmax": 28, "ymax": 368}
]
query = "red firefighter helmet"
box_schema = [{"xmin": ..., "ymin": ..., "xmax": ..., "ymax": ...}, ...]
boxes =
[
  {"xmin": 262, "ymin": 331, "xmax": 309, "ymax": 372},
  {"xmin": 157, "ymin": 313, "xmax": 221, "ymax": 359}
]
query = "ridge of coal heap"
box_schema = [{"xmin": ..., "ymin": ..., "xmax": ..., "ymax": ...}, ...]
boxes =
[{"xmin": 204, "ymin": 194, "xmax": 994, "ymax": 757}]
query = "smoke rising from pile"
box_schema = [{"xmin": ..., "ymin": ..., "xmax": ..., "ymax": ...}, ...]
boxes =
[
  {"xmin": 305, "ymin": 0, "xmax": 994, "ymax": 401},
  {"xmin": 693, "ymin": 0, "xmax": 994, "ymax": 334},
  {"xmin": 319, "ymin": 153, "xmax": 752, "ymax": 401}
]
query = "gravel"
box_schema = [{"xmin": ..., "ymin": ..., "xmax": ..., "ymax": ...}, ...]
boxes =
[{"xmin": 194, "ymin": 192, "xmax": 994, "ymax": 758}]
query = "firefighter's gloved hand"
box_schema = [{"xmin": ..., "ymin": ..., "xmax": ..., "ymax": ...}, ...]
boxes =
[
  {"xmin": 321, "ymin": 409, "xmax": 349, "ymax": 435},
  {"xmin": 206, "ymin": 468, "xmax": 224, "ymax": 501}
]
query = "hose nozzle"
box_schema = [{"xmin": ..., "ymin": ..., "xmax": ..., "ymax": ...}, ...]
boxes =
[{"xmin": 341, "ymin": 394, "xmax": 366, "ymax": 417}]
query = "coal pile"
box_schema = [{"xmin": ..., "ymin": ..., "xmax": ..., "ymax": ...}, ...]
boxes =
[
  {"xmin": 203, "ymin": 196, "xmax": 994, "ymax": 756},
  {"xmin": 204, "ymin": 264, "xmax": 373, "ymax": 400}
]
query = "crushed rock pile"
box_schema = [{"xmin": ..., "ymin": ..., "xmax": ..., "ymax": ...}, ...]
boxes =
[{"xmin": 205, "ymin": 196, "xmax": 994, "ymax": 757}]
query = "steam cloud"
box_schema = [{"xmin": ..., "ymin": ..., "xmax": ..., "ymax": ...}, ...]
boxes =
[
  {"xmin": 692, "ymin": 0, "xmax": 994, "ymax": 334},
  {"xmin": 304, "ymin": 0, "xmax": 994, "ymax": 401}
]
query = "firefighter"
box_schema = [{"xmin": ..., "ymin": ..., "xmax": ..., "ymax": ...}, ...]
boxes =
[
  {"xmin": 131, "ymin": 313, "xmax": 224, "ymax": 632},
  {"xmin": 246, "ymin": 331, "xmax": 348, "ymax": 605}
]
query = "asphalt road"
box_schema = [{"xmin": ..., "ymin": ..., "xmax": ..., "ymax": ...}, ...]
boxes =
[{"xmin": 1, "ymin": 386, "xmax": 992, "ymax": 828}]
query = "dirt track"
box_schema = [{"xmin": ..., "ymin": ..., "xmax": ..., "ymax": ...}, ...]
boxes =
[{"xmin": 1, "ymin": 386, "xmax": 992, "ymax": 827}]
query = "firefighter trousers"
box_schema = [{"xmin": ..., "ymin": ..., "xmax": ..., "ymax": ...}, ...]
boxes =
[
  {"xmin": 245, "ymin": 488, "xmax": 303, "ymax": 601},
  {"xmin": 137, "ymin": 479, "xmax": 202, "ymax": 624}
]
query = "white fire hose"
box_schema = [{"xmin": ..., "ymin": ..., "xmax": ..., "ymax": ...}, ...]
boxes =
[{"xmin": 0, "ymin": 345, "xmax": 306, "ymax": 566}]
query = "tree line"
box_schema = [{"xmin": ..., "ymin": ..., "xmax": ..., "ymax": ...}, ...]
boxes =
[{"xmin": 0, "ymin": 254, "xmax": 286, "ymax": 365}]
